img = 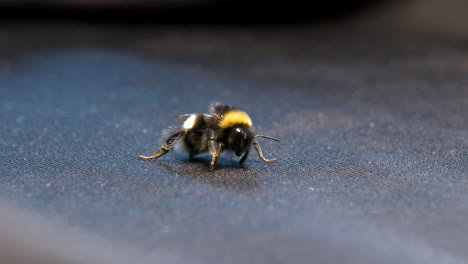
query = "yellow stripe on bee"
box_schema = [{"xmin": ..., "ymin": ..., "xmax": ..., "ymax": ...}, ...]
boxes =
[{"xmin": 218, "ymin": 110, "xmax": 252, "ymax": 128}]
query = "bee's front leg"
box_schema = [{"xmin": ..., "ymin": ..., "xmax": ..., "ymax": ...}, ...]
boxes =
[{"xmin": 239, "ymin": 150, "xmax": 250, "ymax": 168}]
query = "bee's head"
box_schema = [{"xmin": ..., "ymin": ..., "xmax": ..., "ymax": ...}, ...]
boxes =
[{"xmin": 227, "ymin": 125, "xmax": 254, "ymax": 156}]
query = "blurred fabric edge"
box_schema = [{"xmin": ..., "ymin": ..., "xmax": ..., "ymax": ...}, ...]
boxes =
[
  {"xmin": 0, "ymin": 0, "xmax": 381, "ymax": 6},
  {"xmin": 0, "ymin": 0, "xmax": 387, "ymax": 24},
  {"xmin": 0, "ymin": 0, "xmax": 206, "ymax": 5},
  {"xmin": 0, "ymin": 199, "xmax": 166, "ymax": 264}
]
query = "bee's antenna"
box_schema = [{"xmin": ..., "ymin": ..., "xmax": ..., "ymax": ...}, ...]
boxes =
[{"xmin": 254, "ymin": 135, "xmax": 280, "ymax": 142}]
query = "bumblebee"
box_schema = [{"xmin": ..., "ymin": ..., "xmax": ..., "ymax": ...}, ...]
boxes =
[{"xmin": 139, "ymin": 102, "xmax": 279, "ymax": 171}]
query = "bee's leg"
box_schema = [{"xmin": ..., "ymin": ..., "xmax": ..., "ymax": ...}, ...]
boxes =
[
  {"xmin": 207, "ymin": 128, "xmax": 222, "ymax": 171},
  {"xmin": 139, "ymin": 148, "xmax": 168, "ymax": 160},
  {"xmin": 253, "ymin": 139, "xmax": 277, "ymax": 162},
  {"xmin": 139, "ymin": 130, "xmax": 185, "ymax": 159},
  {"xmin": 239, "ymin": 150, "xmax": 250, "ymax": 167},
  {"xmin": 209, "ymin": 143, "xmax": 222, "ymax": 171}
]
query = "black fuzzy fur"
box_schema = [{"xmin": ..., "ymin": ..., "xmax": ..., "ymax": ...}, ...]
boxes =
[{"xmin": 175, "ymin": 103, "xmax": 254, "ymax": 159}]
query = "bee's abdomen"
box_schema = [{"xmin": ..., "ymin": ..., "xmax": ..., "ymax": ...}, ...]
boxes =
[{"xmin": 182, "ymin": 114, "xmax": 209, "ymax": 156}]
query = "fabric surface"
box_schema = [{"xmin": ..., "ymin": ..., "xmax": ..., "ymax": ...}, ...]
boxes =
[{"xmin": 1, "ymin": 1, "xmax": 467, "ymax": 263}]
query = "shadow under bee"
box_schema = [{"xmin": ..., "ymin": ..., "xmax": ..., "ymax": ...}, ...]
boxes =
[{"xmin": 148, "ymin": 155, "xmax": 267, "ymax": 194}]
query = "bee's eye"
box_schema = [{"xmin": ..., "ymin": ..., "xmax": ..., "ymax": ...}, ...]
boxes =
[
  {"xmin": 231, "ymin": 128, "xmax": 248, "ymax": 156},
  {"xmin": 235, "ymin": 128, "xmax": 247, "ymax": 140},
  {"xmin": 234, "ymin": 128, "xmax": 248, "ymax": 146}
]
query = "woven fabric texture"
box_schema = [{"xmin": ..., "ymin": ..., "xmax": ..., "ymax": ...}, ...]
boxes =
[{"xmin": 1, "ymin": 2, "xmax": 467, "ymax": 263}]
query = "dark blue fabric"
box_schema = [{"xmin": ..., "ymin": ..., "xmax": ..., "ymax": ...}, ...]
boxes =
[{"xmin": 1, "ymin": 6, "xmax": 468, "ymax": 264}]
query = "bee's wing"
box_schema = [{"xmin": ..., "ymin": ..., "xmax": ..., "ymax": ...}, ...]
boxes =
[
  {"xmin": 174, "ymin": 114, "xmax": 192, "ymax": 122},
  {"xmin": 202, "ymin": 113, "xmax": 222, "ymax": 121},
  {"xmin": 175, "ymin": 113, "xmax": 220, "ymax": 123}
]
